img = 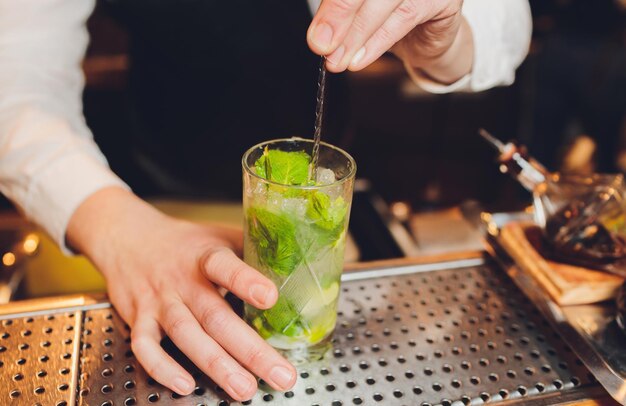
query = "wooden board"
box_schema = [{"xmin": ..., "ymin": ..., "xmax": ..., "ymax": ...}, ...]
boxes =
[{"xmin": 499, "ymin": 222, "xmax": 624, "ymax": 305}]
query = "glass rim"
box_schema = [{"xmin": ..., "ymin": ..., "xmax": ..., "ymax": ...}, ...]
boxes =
[{"xmin": 242, "ymin": 137, "xmax": 357, "ymax": 190}]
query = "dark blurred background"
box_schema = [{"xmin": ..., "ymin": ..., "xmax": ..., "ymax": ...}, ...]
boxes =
[
  {"xmin": 78, "ymin": 0, "xmax": 625, "ymax": 213},
  {"xmin": 0, "ymin": 0, "xmax": 624, "ymax": 297}
]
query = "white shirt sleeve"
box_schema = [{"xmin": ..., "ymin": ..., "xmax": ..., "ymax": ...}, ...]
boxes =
[
  {"xmin": 405, "ymin": 0, "xmax": 532, "ymax": 93},
  {"xmin": 0, "ymin": 0, "xmax": 129, "ymax": 253},
  {"xmin": 307, "ymin": 0, "xmax": 321, "ymax": 13}
]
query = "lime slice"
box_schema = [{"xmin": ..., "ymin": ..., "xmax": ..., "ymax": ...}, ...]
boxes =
[
  {"xmin": 306, "ymin": 312, "xmax": 337, "ymax": 344},
  {"xmin": 322, "ymin": 282, "xmax": 339, "ymax": 305}
]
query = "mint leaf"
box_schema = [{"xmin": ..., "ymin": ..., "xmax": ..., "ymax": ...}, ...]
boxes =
[
  {"xmin": 306, "ymin": 192, "xmax": 348, "ymax": 232},
  {"xmin": 247, "ymin": 207, "xmax": 302, "ymax": 276},
  {"xmin": 262, "ymin": 295, "xmax": 307, "ymax": 337},
  {"xmin": 252, "ymin": 316, "xmax": 273, "ymax": 339},
  {"xmin": 254, "ymin": 149, "xmax": 311, "ymax": 185},
  {"xmin": 254, "ymin": 146, "xmax": 271, "ymax": 180},
  {"xmin": 298, "ymin": 192, "xmax": 348, "ymax": 274}
]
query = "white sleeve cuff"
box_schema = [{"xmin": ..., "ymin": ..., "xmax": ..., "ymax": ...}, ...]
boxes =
[
  {"xmin": 0, "ymin": 107, "xmax": 129, "ymax": 255},
  {"xmin": 463, "ymin": 0, "xmax": 532, "ymax": 92},
  {"xmin": 25, "ymin": 152, "xmax": 129, "ymax": 255},
  {"xmin": 403, "ymin": 0, "xmax": 532, "ymax": 94}
]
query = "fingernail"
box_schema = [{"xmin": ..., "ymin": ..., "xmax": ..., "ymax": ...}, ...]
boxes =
[
  {"xmin": 327, "ymin": 45, "xmax": 345, "ymax": 66},
  {"xmin": 269, "ymin": 365, "xmax": 295, "ymax": 389},
  {"xmin": 227, "ymin": 373, "xmax": 254, "ymax": 399},
  {"xmin": 311, "ymin": 22, "xmax": 333, "ymax": 51},
  {"xmin": 173, "ymin": 377, "xmax": 194, "ymax": 395},
  {"xmin": 350, "ymin": 47, "xmax": 366, "ymax": 67},
  {"xmin": 249, "ymin": 284, "xmax": 272, "ymax": 306}
]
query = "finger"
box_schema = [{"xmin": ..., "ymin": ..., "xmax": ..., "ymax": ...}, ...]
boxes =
[
  {"xmin": 130, "ymin": 315, "xmax": 196, "ymax": 395},
  {"xmin": 160, "ymin": 298, "xmax": 258, "ymax": 401},
  {"xmin": 200, "ymin": 246, "xmax": 278, "ymax": 309},
  {"xmin": 186, "ymin": 287, "xmax": 297, "ymax": 392},
  {"xmin": 106, "ymin": 284, "xmax": 136, "ymax": 326},
  {"xmin": 326, "ymin": 0, "xmax": 403, "ymax": 72},
  {"xmin": 307, "ymin": 0, "xmax": 365, "ymax": 55},
  {"xmin": 349, "ymin": 0, "xmax": 431, "ymax": 71}
]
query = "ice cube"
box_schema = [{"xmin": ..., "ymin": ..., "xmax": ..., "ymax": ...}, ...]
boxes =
[
  {"xmin": 316, "ymin": 167, "xmax": 336, "ymax": 185},
  {"xmin": 281, "ymin": 197, "xmax": 308, "ymax": 217},
  {"xmin": 266, "ymin": 190, "xmax": 284, "ymax": 211},
  {"xmin": 325, "ymin": 185, "xmax": 343, "ymax": 200},
  {"xmin": 252, "ymin": 181, "xmax": 267, "ymax": 197}
]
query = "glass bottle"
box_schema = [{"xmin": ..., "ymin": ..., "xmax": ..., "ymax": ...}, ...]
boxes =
[{"xmin": 480, "ymin": 129, "xmax": 626, "ymax": 276}]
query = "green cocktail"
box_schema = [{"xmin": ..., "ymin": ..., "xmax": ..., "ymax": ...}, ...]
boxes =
[{"xmin": 242, "ymin": 138, "xmax": 356, "ymax": 352}]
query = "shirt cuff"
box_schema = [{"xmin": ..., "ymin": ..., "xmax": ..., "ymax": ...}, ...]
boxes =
[
  {"xmin": 402, "ymin": 0, "xmax": 524, "ymax": 94},
  {"xmin": 25, "ymin": 152, "xmax": 129, "ymax": 255},
  {"xmin": 461, "ymin": 0, "xmax": 531, "ymax": 92}
]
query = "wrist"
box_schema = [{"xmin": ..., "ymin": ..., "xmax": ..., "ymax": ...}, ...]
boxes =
[{"xmin": 66, "ymin": 186, "xmax": 165, "ymax": 275}]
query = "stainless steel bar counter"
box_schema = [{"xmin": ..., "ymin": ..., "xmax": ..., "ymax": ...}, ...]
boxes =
[{"xmin": 0, "ymin": 252, "xmax": 617, "ymax": 406}]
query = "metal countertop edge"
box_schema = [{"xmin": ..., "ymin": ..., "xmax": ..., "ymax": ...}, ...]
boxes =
[
  {"xmin": 0, "ymin": 301, "xmax": 111, "ymax": 320},
  {"xmin": 341, "ymin": 257, "xmax": 486, "ymax": 282}
]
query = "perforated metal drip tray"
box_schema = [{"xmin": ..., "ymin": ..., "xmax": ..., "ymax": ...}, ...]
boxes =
[{"xmin": 0, "ymin": 256, "xmax": 603, "ymax": 406}]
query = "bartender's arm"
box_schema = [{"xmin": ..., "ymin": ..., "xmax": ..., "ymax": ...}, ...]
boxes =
[
  {"xmin": 308, "ymin": 0, "xmax": 532, "ymax": 92},
  {"xmin": 0, "ymin": 0, "xmax": 294, "ymax": 401}
]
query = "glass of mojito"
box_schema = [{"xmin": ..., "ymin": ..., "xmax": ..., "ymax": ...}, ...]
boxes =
[{"xmin": 242, "ymin": 138, "xmax": 356, "ymax": 355}]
